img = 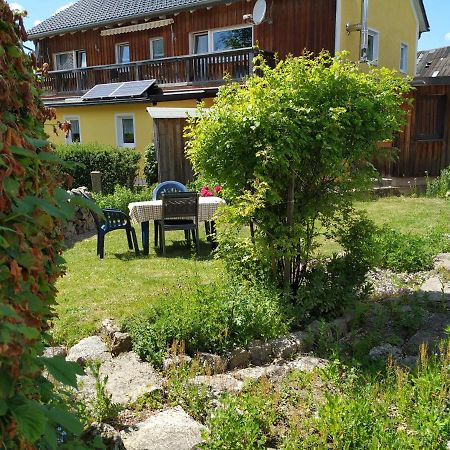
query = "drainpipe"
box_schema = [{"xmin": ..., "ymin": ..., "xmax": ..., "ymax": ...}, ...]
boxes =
[{"xmin": 346, "ymin": 0, "xmax": 369, "ymax": 63}]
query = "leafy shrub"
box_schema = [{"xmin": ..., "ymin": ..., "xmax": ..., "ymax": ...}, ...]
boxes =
[
  {"xmin": 93, "ymin": 185, "xmax": 153, "ymax": 213},
  {"xmin": 143, "ymin": 143, "xmax": 158, "ymax": 186},
  {"xmin": 123, "ymin": 279, "xmax": 290, "ymax": 367},
  {"xmin": 374, "ymin": 226, "xmax": 434, "ymax": 273},
  {"xmin": 294, "ymin": 213, "xmax": 377, "ymax": 322},
  {"xmin": 427, "ymin": 167, "xmax": 450, "ymax": 197},
  {"xmin": 55, "ymin": 142, "xmax": 141, "ymax": 194},
  {"xmin": 0, "ymin": 3, "xmax": 87, "ymax": 447}
]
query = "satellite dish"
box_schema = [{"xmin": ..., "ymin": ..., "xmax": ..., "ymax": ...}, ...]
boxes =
[{"xmin": 252, "ymin": 0, "xmax": 267, "ymax": 25}]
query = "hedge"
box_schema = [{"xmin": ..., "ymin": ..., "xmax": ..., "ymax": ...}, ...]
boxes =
[{"xmin": 55, "ymin": 142, "xmax": 141, "ymax": 194}]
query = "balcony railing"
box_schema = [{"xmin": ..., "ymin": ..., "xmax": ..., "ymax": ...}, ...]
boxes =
[{"xmin": 40, "ymin": 48, "xmax": 275, "ymax": 97}]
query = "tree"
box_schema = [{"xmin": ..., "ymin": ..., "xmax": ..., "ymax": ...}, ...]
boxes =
[
  {"xmin": 186, "ymin": 52, "xmax": 411, "ymax": 296},
  {"xmin": 0, "ymin": 3, "xmax": 86, "ymax": 447}
]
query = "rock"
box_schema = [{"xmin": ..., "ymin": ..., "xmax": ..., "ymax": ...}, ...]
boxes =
[
  {"xmin": 396, "ymin": 355, "xmax": 417, "ymax": 369},
  {"xmin": 43, "ymin": 346, "xmax": 67, "ymax": 358},
  {"xmin": 163, "ymin": 355, "xmax": 192, "ymax": 371},
  {"xmin": 369, "ymin": 344, "xmax": 402, "ymax": 361},
  {"xmin": 196, "ymin": 353, "xmax": 227, "ymax": 374},
  {"xmin": 120, "ymin": 407, "xmax": 206, "ymax": 450},
  {"xmin": 420, "ymin": 276, "xmax": 450, "ymax": 302},
  {"xmin": 434, "ymin": 253, "xmax": 450, "ymax": 271},
  {"xmin": 78, "ymin": 352, "xmax": 163, "ymax": 406},
  {"xmin": 66, "ymin": 336, "xmax": 111, "ymax": 366},
  {"xmin": 233, "ymin": 364, "xmax": 288, "ymax": 382},
  {"xmin": 83, "ymin": 422, "xmax": 125, "ymax": 450},
  {"xmin": 287, "ymin": 356, "xmax": 328, "ymax": 372},
  {"xmin": 101, "ymin": 318, "xmax": 121, "ymax": 340},
  {"xmin": 110, "ymin": 332, "xmax": 132, "ymax": 357},
  {"xmin": 289, "ymin": 331, "xmax": 312, "ymax": 353},
  {"xmin": 227, "ymin": 348, "xmax": 251, "ymax": 370},
  {"xmin": 191, "ymin": 374, "xmax": 244, "ymax": 394},
  {"xmin": 247, "ymin": 340, "xmax": 273, "ymax": 366},
  {"xmin": 329, "ymin": 318, "xmax": 348, "ymax": 339},
  {"xmin": 270, "ymin": 335, "xmax": 299, "ymax": 360},
  {"xmin": 404, "ymin": 330, "xmax": 448, "ymax": 355}
]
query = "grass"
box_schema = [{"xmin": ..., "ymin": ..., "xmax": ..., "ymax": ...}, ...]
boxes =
[
  {"xmin": 53, "ymin": 196, "xmax": 450, "ymax": 346},
  {"xmin": 53, "ymin": 225, "xmax": 223, "ymax": 345}
]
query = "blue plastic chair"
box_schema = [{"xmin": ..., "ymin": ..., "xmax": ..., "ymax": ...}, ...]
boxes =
[
  {"xmin": 152, "ymin": 181, "xmax": 192, "ymax": 247},
  {"xmin": 81, "ymin": 192, "xmax": 139, "ymax": 259}
]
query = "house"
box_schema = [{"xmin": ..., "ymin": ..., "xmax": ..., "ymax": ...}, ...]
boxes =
[{"xmin": 28, "ymin": 0, "xmax": 429, "ymax": 176}]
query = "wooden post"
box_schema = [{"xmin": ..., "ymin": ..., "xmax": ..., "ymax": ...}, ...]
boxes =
[
  {"xmin": 283, "ymin": 169, "xmax": 296, "ymax": 290},
  {"xmin": 90, "ymin": 171, "xmax": 102, "ymax": 193}
]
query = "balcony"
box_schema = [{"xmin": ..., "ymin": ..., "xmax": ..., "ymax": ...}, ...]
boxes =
[{"xmin": 40, "ymin": 48, "xmax": 275, "ymax": 98}]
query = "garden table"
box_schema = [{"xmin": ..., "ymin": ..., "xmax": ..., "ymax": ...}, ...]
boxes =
[{"xmin": 128, "ymin": 196, "xmax": 225, "ymax": 255}]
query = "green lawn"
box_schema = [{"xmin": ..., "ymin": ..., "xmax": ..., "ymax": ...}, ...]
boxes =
[{"xmin": 53, "ymin": 197, "xmax": 450, "ymax": 346}]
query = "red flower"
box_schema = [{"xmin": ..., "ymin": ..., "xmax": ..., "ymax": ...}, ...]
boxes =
[
  {"xmin": 200, "ymin": 186, "xmax": 209, "ymax": 197},
  {"xmin": 213, "ymin": 185, "xmax": 222, "ymax": 193},
  {"xmin": 204, "ymin": 190, "xmax": 213, "ymax": 197}
]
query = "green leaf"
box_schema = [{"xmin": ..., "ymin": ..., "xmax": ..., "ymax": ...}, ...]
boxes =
[
  {"xmin": 9, "ymin": 145, "xmax": 37, "ymax": 158},
  {"xmin": 12, "ymin": 400, "xmax": 47, "ymax": 442},
  {"xmin": 24, "ymin": 135, "xmax": 50, "ymax": 149},
  {"xmin": 42, "ymin": 423, "xmax": 58, "ymax": 450},
  {"xmin": 0, "ymin": 400, "xmax": 7, "ymax": 416},
  {"xmin": 40, "ymin": 356, "xmax": 84, "ymax": 388},
  {"xmin": 7, "ymin": 45, "xmax": 21, "ymax": 58},
  {"xmin": 48, "ymin": 407, "xmax": 83, "ymax": 435},
  {"xmin": 0, "ymin": 369, "xmax": 14, "ymax": 399},
  {"xmin": 37, "ymin": 151, "xmax": 67, "ymax": 165}
]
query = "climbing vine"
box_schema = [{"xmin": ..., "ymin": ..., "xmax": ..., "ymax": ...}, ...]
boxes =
[{"xmin": 0, "ymin": 2, "xmax": 88, "ymax": 447}]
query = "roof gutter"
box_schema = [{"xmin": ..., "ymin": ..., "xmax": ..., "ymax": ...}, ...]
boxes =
[{"xmin": 28, "ymin": 0, "xmax": 233, "ymax": 40}]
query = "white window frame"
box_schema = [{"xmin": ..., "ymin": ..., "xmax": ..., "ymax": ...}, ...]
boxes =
[
  {"xmin": 54, "ymin": 50, "xmax": 87, "ymax": 71},
  {"xmin": 116, "ymin": 42, "xmax": 131, "ymax": 64},
  {"xmin": 115, "ymin": 113, "xmax": 136, "ymax": 148},
  {"xmin": 400, "ymin": 42, "xmax": 408, "ymax": 73},
  {"xmin": 190, "ymin": 25, "xmax": 254, "ymax": 54},
  {"xmin": 150, "ymin": 37, "xmax": 165, "ymax": 59},
  {"xmin": 367, "ymin": 28, "xmax": 379, "ymax": 65},
  {"xmin": 64, "ymin": 115, "xmax": 82, "ymax": 144}
]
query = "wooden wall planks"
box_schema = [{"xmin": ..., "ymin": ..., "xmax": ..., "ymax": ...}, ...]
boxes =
[{"xmin": 38, "ymin": 0, "xmax": 336, "ymax": 69}]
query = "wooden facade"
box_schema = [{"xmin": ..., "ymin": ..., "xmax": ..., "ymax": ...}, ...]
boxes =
[
  {"xmin": 37, "ymin": 0, "xmax": 336, "ymax": 71},
  {"xmin": 375, "ymin": 79, "xmax": 450, "ymax": 177}
]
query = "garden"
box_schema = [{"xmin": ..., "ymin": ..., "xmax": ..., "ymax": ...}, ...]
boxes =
[{"xmin": 1, "ymin": 3, "xmax": 450, "ymax": 448}]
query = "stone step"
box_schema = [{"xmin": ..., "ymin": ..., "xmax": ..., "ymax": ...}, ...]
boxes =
[{"xmin": 372, "ymin": 186, "xmax": 401, "ymax": 197}]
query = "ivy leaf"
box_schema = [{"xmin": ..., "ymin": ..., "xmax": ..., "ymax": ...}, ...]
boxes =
[
  {"xmin": 40, "ymin": 356, "xmax": 84, "ymax": 388},
  {"xmin": 37, "ymin": 151, "xmax": 67, "ymax": 165},
  {"xmin": 24, "ymin": 135, "xmax": 50, "ymax": 148},
  {"xmin": 9, "ymin": 145, "xmax": 37, "ymax": 158},
  {"xmin": 48, "ymin": 407, "xmax": 83, "ymax": 435},
  {"xmin": 12, "ymin": 400, "xmax": 47, "ymax": 442}
]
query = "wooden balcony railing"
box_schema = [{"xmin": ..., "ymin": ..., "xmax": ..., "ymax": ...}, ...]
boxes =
[{"xmin": 40, "ymin": 48, "xmax": 275, "ymax": 97}]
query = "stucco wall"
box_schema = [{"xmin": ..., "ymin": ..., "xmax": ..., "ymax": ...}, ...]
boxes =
[{"xmin": 338, "ymin": 0, "xmax": 419, "ymax": 75}]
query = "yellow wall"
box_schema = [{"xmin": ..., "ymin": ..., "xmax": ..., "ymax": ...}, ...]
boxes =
[
  {"xmin": 338, "ymin": 0, "xmax": 418, "ymax": 75},
  {"xmin": 45, "ymin": 98, "xmax": 214, "ymax": 162}
]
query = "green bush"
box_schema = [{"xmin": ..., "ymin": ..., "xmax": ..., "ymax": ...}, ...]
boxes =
[
  {"xmin": 123, "ymin": 279, "xmax": 290, "ymax": 367},
  {"xmin": 93, "ymin": 185, "xmax": 153, "ymax": 213},
  {"xmin": 55, "ymin": 142, "xmax": 141, "ymax": 194},
  {"xmin": 143, "ymin": 143, "xmax": 158, "ymax": 186},
  {"xmin": 375, "ymin": 226, "xmax": 434, "ymax": 273},
  {"xmin": 427, "ymin": 167, "xmax": 450, "ymax": 197}
]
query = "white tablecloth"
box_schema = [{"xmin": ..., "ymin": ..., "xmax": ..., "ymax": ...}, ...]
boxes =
[{"xmin": 128, "ymin": 196, "xmax": 225, "ymax": 224}]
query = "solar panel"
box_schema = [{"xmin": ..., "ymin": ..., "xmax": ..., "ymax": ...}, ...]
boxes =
[
  {"xmin": 111, "ymin": 80, "xmax": 157, "ymax": 98},
  {"xmin": 81, "ymin": 80, "xmax": 156, "ymax": 101},
  {"xmin": 81, "ymin": 83, "xmax": 123, "ymax": 100}
]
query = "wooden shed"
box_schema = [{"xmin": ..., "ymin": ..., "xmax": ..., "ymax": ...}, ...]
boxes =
[{"xmin": 147, "ymin": 107, "xmax": 206, "ymax": 184}]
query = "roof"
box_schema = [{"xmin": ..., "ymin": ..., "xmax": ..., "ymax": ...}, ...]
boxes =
[
  {"xmin": 412, "ymin": 0, "xmax": 430, "ymax": 34},
  {"xmin": 27, "ymin": 0, "xmax": 231, "ymax": 39},
  {"xmin": 416, "ymin": 46, "xmax": 450, "ymax": 78}
]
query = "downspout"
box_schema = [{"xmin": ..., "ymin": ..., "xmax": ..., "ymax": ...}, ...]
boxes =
[{"xmin": 346, "ymin": 0, "xmax": 369, "ymax": 63}]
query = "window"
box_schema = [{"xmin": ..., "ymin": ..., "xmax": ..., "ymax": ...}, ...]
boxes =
[
  {"xmin": 54, "ymin": 50, "xmax": 86, "ymax": 70},
  {"xmin": 415, "ymin": 95, "xmax": 446, "ymax": 141},
  {"xmin": 64, "ymin": 116, "xmax": 81, "ymax": 143},
  {"xmin": 367, "ymin": 29, "xmax": 379, "ymax": 63},
  {"xmin": 193, "ymin": 33, "xmax": 208, "ymax": 54},
  {"xmin": 116, "ymin": 43, "xmax": 130, "ymax": 64},
  {"xmin": 116, "ymin": 114, "xmax": 135, "ymax": 148},
  {"xmin": 55, "ymin": 52, "xmax": 74, "ymax": 70},
  {"xmin": 400, "ymin": 43, "xmax": 408, "ymax": 73},
  {"xmin": 192, "ymin": 26, "xmax": 253, "ymax": 54},
  {"xmin": 76, "ymin": 50, "xmax": 87, "ymax": 68},
  {"xmin": 150, "ymin": 38, "xmax": 164, "ymax": 59}
]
